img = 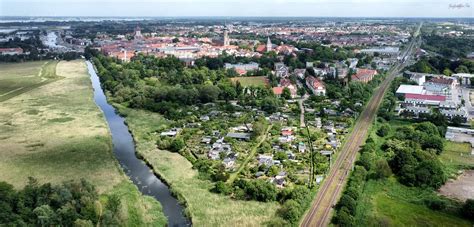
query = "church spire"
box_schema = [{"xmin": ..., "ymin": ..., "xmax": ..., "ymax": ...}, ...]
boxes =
[{"xmin": 266, "ymin": 37, "xmax": 272, "ymax": 52}]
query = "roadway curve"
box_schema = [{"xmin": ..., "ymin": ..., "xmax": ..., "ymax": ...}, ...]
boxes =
[{"xmin": 300, "ymin": 23, "xmax": 422, "ymax": 227}]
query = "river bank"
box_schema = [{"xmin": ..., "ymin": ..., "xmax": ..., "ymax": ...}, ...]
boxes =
[{"xmin": 87, "ymin": 61, "xmax": 190, "ymax": 226}]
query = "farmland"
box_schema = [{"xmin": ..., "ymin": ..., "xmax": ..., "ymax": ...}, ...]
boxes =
[{"xmin": 0, "ymin": 60, "xmax": 166, "ymax": 225}]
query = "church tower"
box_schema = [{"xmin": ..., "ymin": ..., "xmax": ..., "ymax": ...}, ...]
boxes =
[
  {"xmin": 223, "ymin": 26, "xmax": 230, "ymax": 46},
  {"xmin": 134, "ymin": 25, "xmax": 143, "ymax": 40},
  {"xmin": 266, "ymin": 37, "xmax": 272, "ymax": 52}
]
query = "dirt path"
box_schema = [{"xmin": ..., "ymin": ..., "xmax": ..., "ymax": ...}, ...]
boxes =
[{"xmin": 439, "ymin": 170, "xmax": 474, "ymax": 202}]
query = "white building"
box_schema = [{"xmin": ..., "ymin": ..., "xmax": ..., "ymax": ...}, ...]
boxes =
[
  {"xmin": 395, "ymin": 85, "xmax": 425, "ymax": 96},
  {"xmin": 305, "ymin": 76, "xmax": 326, "ymax": 96}
]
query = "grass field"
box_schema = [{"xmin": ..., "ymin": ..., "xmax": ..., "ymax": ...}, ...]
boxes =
[
  {"xmin": 441, "ymin": 141, "xmax": 474, "ymax": 177},
  {"xmin": 230, "ymin": 76, "xmax": 269, "ymax": 87},
  {"xmin": 0, "ymin": 61, "xmax": 61, "ymax": 102},
  {"xmin": 0, "ymin": 60, "xmax": 166, "ymax": 225},
  {"xmin": 116, "ymin": 106, "xmax": 281, "ymax": 226},
  {"xmin": 355, "ymin": 178, "xmax": 472, "ymax": 227}
]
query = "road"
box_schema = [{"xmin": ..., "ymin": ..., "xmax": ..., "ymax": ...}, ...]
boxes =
[{"xmin": 300, "ymin": 23, "xmax": 422, "ymax": 227}]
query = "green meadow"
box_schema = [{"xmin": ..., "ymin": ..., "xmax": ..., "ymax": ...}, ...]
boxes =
[{"xmin": 0, "ymin": 60, "xmax": 166, "ymax": 226}]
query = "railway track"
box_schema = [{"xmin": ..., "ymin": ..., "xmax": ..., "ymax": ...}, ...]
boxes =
[{"xmin": 300, "ymin": 23, "xmax": 422, "ymax": 227}]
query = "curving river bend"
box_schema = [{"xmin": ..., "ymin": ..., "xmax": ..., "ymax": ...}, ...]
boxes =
[{"xmin": 86, "ymin": 61, "xmax": 190, "ymax": 227}]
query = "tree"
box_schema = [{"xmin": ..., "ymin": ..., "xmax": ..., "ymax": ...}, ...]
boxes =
[
  {"xmin": 169, "ymin": 138, "xmax": 185, "ymax": 152},
  {"xmin": 455, "ymin": 65, "xmax": 469, "ymax": 73},
  {"xmin": 357, "ymin": 152, "xmax": 375, "ymax": 171},
  {"xmin": 261, "ymin": 97, "xmax": 279, "ymax": 113},
  {"xmin": 278, "ymin": 199, "xmax": 302, "ymax": 223},
  {"xmin": 334, "ymin": 207, "xmax": 354, "ymax": 226},
  {"xmin": 274, "ymin": 151, "xmax": 287, "ymax": 161},
  {"xmin": 421, "ymin": 136, "xmax": 444, "ymax": 155},
  {"xmin": 0, "ymin": 181, "xmax": 16, "ymax": 223},
  {"xmin": 462, "ymin": 199, "xmax": 474, "ymax": 221},
  {"xmin": 268, "ymin": 165, "xmax": 280, "ymax": 177},
  {"xmin": 414, "ymin": 122, "xmax": 439, "ymax": 136},
  {"xmin": 106, "ymin": 194, "xmax": 121, "ymax": 215},
  {"xmin": 33, "ymin": 205, "xmax": 57, "ymax": 226},
  {"xmin": 282, "ymin": 87, "xmax": 292, "ymax": 100},
  {"xmin": 376, "ymin": 124, "xmax": 391, "ymax": 137},
  {"xmin": 213, "ymin": 181, "xmax": 232, "ymax": 195},
  {"xmin": 374, "ymin": 159, "xmax": 392, "ymax": 179},
  {"xmin": 337, "ymin": 194, "xmax": 357, "ymax": 215},
  {"xmin": 414, "ymin": 160, "xmax": 446, "ymax": 189},
  {"xmin": 442, "ymin": 68, "xmax": 453, "ymax": 76},
  {"xmin": 297, "ymin": 87, "xmax": 306, "ymax": 97}
]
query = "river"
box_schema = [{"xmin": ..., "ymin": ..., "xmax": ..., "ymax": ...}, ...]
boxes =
[{"xmin": 86, "ymin": 61, "xmax": 190, "ymax": 227}]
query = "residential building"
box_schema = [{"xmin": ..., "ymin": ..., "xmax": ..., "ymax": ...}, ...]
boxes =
[
  {"xmin": 0, "ymin": 47, "xmax": 23, "ymax": 55},
  {"xmin": 352, "ymin": 68, "xmax": 378, "ymax": 83},
  {"xmin": 275, "ymin": 63, "xmax": 289, "ymax": 78},
  {"xmin": 305, "ymin": 76, "xmax": 326, "ymax": 96}
]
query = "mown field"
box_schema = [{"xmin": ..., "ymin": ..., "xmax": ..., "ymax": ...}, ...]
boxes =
[
  {"xmin": 230, "ymin": 76, "xmax": 269, "ymax": 87},
  {"xmin": 117, "ymin": 106, "xmax": 281, "ymax": 226},
  {"xmin": 0, "ymin": 60, "xmax": 166, "ymax": 225},
  {"xmin": 0, "ymin": 61, "xmax": 60, "ymax": 102}
]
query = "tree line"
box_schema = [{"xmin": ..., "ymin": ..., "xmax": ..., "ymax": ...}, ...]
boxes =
[{"xmin": 0, "ymin": 178, "xmax": 121, "ymax": 226}]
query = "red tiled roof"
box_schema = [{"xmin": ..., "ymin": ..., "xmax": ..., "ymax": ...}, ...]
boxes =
[
  {"xmin": 256, "ymin": 45, "xmax": 266, "ymax": 53},
  {"xmin": 353, "ymin": 68, "xmax": 377, "ymax": 79},
  {"xmin": 428, "ymin": 77, "xmax": 454, "ymax": 85},
  {"xmin": 405, "ymin": 93, "xmax": 446, "ymax": 101},
  {"xmin": 0, "ymin": 47, "xmax": 23, "ymax": 53},
  {"xmin": 280, "ymin": 78, "xmax": 293, "ymax": 87},
  {"xmin": 306, "ymin": 76, "xmax": 325, "ymax": 89},
  {"xmin": 281, "ymin": 130, "xmax": 293, "ymax": 136},
  {"xmin": 235, "ymin": 68, "xmax": 247, "ymax": 75},
  {"xmin": 272, "ymin": 87, "xmax": 284, "ymax": 95}
]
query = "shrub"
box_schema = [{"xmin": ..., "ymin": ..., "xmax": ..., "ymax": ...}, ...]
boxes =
[
  {"xmin": 169, "ymin": 138, "xmax": 185, "ymax": 152},
  {"xmin": 337, "ymin": 194, "xmax": 357, "ymax": 215},
  {"xmin": 424, "ymin": 198, "xmax": 447, "ymax": 211},
  {"xmin": 376, "ymin": 123, "xmax": 391, "ymax": 137},
  {"xmin": 278, "ymin": 199, "xmax": 302, "ymax": 223},
  {"xmin": 373, "ymin": 159, "xmax": 392, "ymax": 179},
  {"xmin": 333, "ymin": 207, "xmax": 354, "ymax": 226},
  {"xmin": 212, "ymin": 181, "xmax": 232, "ymax": 195},
  {"xmin": 462, "ymin": 199, "xmax": 474, "ymax": 221}
]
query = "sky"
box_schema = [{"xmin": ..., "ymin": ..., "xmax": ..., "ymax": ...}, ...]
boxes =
[{"xmin": 0, "ymin": 0, "xmax": 473, "ymax": 18}]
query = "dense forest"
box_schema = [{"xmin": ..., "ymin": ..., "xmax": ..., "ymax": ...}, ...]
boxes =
[
  {"xmin": 422, "ymin": 34, "xmax": 474, "ymax": 59},
  {"xmin": 0, "ymin": 178, "xmax": 121, "ymax": 226}
]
